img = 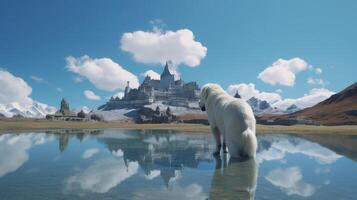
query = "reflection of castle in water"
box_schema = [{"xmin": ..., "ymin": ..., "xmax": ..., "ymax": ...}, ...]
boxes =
[
  {"xmin": 49, "ymin": 129, "xmax": 213, "ymax": 187},
  {"xmin": 47, "ymin": 129, "xmax": 103, "ymax": 153},
  {"xmin": 96, "ymin": 130, "xmax": 213, "ymax": 186},
  {"xmin": 49, "ymin": 130, "xmax": 354, "ymax": 198}
]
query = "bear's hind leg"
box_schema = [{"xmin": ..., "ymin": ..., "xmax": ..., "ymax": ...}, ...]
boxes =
[{"xmin": 222, "ymin": 140, "xmax": 228, "ymax": 154}]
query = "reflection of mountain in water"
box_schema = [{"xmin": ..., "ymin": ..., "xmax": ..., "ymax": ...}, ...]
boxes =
[
  {"xmin": 96, "ymin": 129, "xmax": 213, "ymax": 186},
  {"xmin": 302, "ymin": 134, "xmax": 357, "ymax": 162}
]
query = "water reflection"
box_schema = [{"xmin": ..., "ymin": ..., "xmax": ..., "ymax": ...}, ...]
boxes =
[
  {"xmin": 0, "ymin": 133, "xmax": 51, "ymax": 177},
  {"xmin": 82, "ymin": 148, "xmax": 100, "ymax": 159},
  {"xmin": 96, "ymin": 129, "xmax": 213, "ymax": 187},
  {"xmin": 48, "ymin": 129, "xmax": 102, "ymax": 153},
  {"xmin": 257, "ymin": 135, "xmax": 342, "ymax": 164},
  {"xmin": 66, "ymin": 157, "xmax": 139, "ymax": 193},
  {"xmin": 210, "ymin": 155, "xmax": 257, "ymax": 200},
  {"xmin": 265, "ymin": 166, "xmax": 315, "ymax": 197},
  {"xmin": 133, "ymin": 182, "xmax": 207, "ymax": 200},
  {"xmin": 0, "ymin": 130, "xmax": 356, "ymax": 200}
]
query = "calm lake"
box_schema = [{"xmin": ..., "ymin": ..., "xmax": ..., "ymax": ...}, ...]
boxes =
[{"xmin": 0, "ymin": 129, "xmax": 356, "ymax": 200}]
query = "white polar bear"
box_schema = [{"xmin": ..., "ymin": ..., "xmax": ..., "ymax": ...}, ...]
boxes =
[{"xmin": 199, "ymin": 83, "xmax": 257, "ymax": 158}]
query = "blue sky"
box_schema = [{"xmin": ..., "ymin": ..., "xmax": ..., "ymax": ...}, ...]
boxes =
[{"xmin": 0, "ymin": 0, "xmax": 356, "ymax": 109}]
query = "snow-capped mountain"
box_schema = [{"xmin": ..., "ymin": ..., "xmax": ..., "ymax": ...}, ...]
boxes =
[
  {"xmin": 246, "ymin": 97, "xmax": 288, "ymax": 116},
  {"xmin": 0, "ymin": 101, "xmax": 57, "ymax": 118},
  {"xmin": 285, "ymin": 104, "xmax": 301, "ymax": 114},
  {"xmin": 246, "ymin": 96, "xmax": 303, "ymax": 116},
  {"xmin": 247, "ymin": 97, "xmax": 272, "ymax": 112}
]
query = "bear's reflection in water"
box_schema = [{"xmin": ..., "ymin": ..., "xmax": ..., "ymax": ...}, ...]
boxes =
[{"xmin": 210, "ymin": 155, "xmax": 258, "ymax": 200}]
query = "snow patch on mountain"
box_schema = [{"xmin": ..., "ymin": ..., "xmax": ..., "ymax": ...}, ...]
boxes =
[{"xmin": 0, "ymin": 101, "xmax": 56, "ymax": 118}]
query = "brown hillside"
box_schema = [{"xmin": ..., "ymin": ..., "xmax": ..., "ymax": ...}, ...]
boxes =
[{"xmin": 275, "ymin": 82, "xmax": 357, "ymax": 125}]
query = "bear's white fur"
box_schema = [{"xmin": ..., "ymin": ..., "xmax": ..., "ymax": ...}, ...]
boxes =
[{"xmin": 199, "ymin": 83, "xmax": 257, "ymax": 158}]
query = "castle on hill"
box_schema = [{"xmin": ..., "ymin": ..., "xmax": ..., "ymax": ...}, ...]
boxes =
[{"xmin": 99, "ymin": 61, "xmax": 201, "ymax": 110}]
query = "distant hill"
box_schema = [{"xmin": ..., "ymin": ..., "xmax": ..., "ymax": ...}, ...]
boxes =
[{"xmin": 270, "ymin": 82, "xmax": 357, "ymax": 125}]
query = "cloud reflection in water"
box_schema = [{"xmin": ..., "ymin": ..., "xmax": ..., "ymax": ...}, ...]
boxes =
[
  {"xmin": 66, "ymin": 157, "xmax": 138, "ymax": 193},
  {"xmin": 0, "ymin": 133, "xmax": 50, "ymax": 178},
  {"xmin": 265, "ymin": 167, "xmax": 315, "ymax": 197}
]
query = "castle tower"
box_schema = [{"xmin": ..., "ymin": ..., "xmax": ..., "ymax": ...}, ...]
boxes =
[
  {"xmin": 234, "ymin": 90, "xmax": 241, "ymax": 98},
  {"xmin": 59, "ymin": 98, "xmax": 70, "ymax": 115},
  {"xmin": 161, "ymin": 61, "xmax": 173, "ymax": 79},
  {"xmin": 124, "ymin": 81, "xmax": 130, "ymax": 98},
  {"xmin": 160, "ymin": 61, "xmax": 175, "ymax": 90}
]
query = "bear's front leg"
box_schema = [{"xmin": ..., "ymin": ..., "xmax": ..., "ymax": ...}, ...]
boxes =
[{"xmin": 211, "ymin": 127, "xmax": 221, "ymax": 156}]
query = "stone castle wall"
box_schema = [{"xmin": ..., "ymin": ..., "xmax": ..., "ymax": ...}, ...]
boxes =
[{"xmin": 98, "ymin": 61, "xmax": 201, "ymax": 110}]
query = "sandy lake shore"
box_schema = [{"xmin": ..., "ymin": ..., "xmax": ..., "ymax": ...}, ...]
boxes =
[{"xmin": 0, "ymin": 119, "xmax": 357, "ymax": 135}]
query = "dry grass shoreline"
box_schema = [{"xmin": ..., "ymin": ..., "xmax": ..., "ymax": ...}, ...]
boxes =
[{"xmin": 0, "ymin": 119, "xmax": 357, "ymax": 135}]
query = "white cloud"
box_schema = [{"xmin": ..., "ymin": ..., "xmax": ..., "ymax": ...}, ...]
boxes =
[
  {"xmin": 265, "ymin": 167, "xmax": 315, "ymax": 197},
  {"xmin": 56, "ymin": 87, "xmax": 63, "ymax": 92},
  {"xmin": 82, "ymin": 148, "xmax": 99, "ymax": 159},
  {"xmin": 84, "ymin": 90, "xmax": 101, "ymax": 101},
  {"xmin": 275, "ymin": 89, "xmax": 283, "ymax": 94},
  {"xmin": 30, "ymin": 75, "xmax": 44, "ymax": 83},
  {"xmin": 74, "ymin": 76, "xmax": 83, "ymax": 83},
  {"xmin": 226, "ymin": 82, "xmax": 334, "ymax": 110},
  {"xmin": 141, "ymin": 70, "xmax": 160, "ymax": 80},
  {"xmin": 121, "ymin": 29, "xmax": 207, "ymax": 67},
  {"xmin": 315, "ymin": 68, "xmax": 322, "ymax": 74},
  {"xmin": 258, "ymin": 58, "xmax": 309, "ymax": 87},
  {"xmin": 74, "ymin": 106, "xmax": 91, "ymax": 114},
  {"xmin": 0, "ymin": 69, "xmax": 33, "ymax": 107},
  {"xmin": 0, "ymin": 70, "xmax": 56, "ymax": 117},
  {"xmin": 66, "ymin": 55, "xmax": 139, "ymax": 91},
  {"xmin": 273, "ymin": 88, "xmax": 334, "ymax": 110},
  {"xmin": 227, "ymin": 83, "xmax": 282, "ymax": 103},
  {"xmin": 307, "ymin": 77, "xmax": 325, "ymax": 86},
  {"xmin": 66, "ymin": 158, "xmax": 138, "ymax": 193}
]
